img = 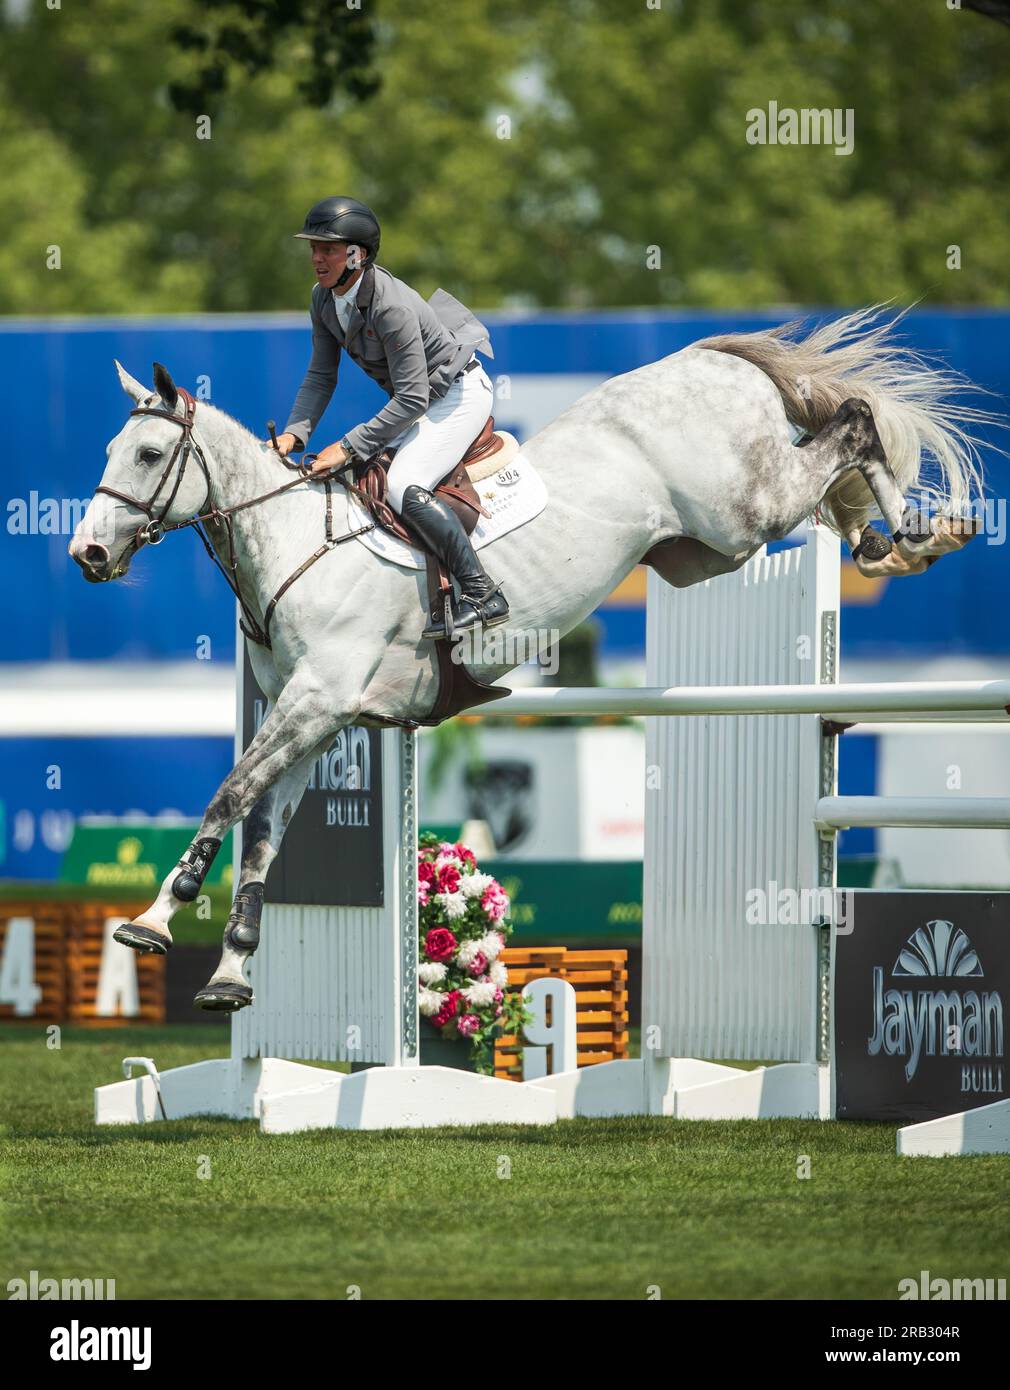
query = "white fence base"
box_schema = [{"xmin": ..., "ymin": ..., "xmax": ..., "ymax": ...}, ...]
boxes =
[
  {"xmin": 897, "ymin": 1098, "xmax": 1010, "ymax": 1157},
  {"xmin": 669, "ymin": 1062, "xmax": 827, "ymax": 1120},
  {"xmin": 95, "ymin": 1057, "xmax": 831, "ymax": 1129},
  {"xmin": 95, "ymin": 1058, "xmax": 558, "ymax": 1130},
  {"xmin": 526, "ymin": 1059, "xmax": 647, "ymax": 1118},
  {"xmin": 527, "ymin": 1058, "xmax": 828, "ymax": 1120},
  {"xmin": 260, "ymin": 1065, "xmax": 556, "ymax": 1133},
  {"xmin": 94, "ymin": 1058, "xmax": 332, "ymax": 1125}
]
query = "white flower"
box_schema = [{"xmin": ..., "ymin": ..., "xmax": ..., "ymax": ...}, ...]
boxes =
[
  {"xmin": 418, "ymin": 961, "xmax": 448, "ymax": 986},
  {"xmin": 456, "ymin": 938, "xmax": 485, "ymax": 968},
  {"xmin": 461, "ymin": 980, "xmax": 497, "ymax": 1006},
  {"xmin": 419, "ymin": 987, "xmax": 446, "ymax": 1017},
  {"xmin": 489, "ymin": 960, "xmax": 507, "ymax": 988},
  {"xmin": 459, "ymin": 871, "xmax": 493, "ymax": 899},
  {"xmin": 434, "ymin": 891, "xmax": 467, "ymax": 920},
  {"xmin": 482, "ymin": 931, "xmax": 505, "ymax": 962}
]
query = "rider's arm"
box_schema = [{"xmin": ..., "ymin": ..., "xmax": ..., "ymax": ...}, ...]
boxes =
[
  {"xmin": 342, "ymin": 304, "xmax": 430, "ymax": 461},
  {"xmin": 283, "ymin": 289, "xmax": 341, "ymax": 449}
]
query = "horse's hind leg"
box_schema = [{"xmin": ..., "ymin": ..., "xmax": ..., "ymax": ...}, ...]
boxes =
[{"xmin": 194, "ymin": 740, "xmax": 327, "ymax": 1012}]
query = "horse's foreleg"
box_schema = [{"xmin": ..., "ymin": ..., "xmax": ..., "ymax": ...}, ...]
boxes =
[
  {"xmin": 114, "ymin": 674, "xmax": 349, "ymax": 955},
  {"xmin": 194, "ymin": 738, "xmax": 328, "ymax": 1012}
]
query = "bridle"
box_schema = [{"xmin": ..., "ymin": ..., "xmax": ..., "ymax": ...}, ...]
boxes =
[
  {"xmin": 97, "ymin": 387, "xmax": 211, "ymax": 549},
  {"xmin": 95, "ymin": 386, "xmax": 372, "ymax": 649}
]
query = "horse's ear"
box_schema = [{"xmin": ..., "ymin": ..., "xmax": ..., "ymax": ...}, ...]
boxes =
[
  {"xmin": 115, "ymin": 360, "xmax": 148, "ymax": 404},
  {"xmin": 152, "ymin": 362, "xmax": 178, "ymax": 410}
]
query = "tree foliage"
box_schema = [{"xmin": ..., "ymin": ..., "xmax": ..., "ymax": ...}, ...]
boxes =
[
  {"xmin": 167, "ymin": 0, "xmax": 381, "ymax": 114},
  {"xmin": 2, "ymin": 0, "xmax": 1008, "ymax": 313}
]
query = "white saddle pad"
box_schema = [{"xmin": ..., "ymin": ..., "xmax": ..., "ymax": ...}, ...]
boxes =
[{"xmin": 345, "ymin": 453, "xmax": 548, "ymax": 571}]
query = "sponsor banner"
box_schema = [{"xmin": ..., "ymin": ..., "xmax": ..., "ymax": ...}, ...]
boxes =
[
  {"xmin": 835, "ymin": 891, "xmax": 1009, "ymax": 1121},
  {"xmin": 60, "ymin": 824, "xmax": 233, "ymax": 890},
  {"xmin": 241, "ymin": 645, "xmax": 384, "ymax": 906},
  {"xmin": 482, "ymin": 859, "xmax": 642, "ymax": 942},
  {"xmin": 8, "ymin": 310, "xmax": 1009, "ymax": 665}
]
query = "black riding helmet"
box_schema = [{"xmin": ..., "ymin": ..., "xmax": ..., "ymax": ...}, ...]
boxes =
[{"xmin": 294, "ymin": 197, "xmax": 380, "ymax": 286}]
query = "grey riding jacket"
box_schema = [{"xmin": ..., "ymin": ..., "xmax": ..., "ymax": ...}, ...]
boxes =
[{"xmin": 284, "ymin": 264, "xmax": 493, "ymax": 461}]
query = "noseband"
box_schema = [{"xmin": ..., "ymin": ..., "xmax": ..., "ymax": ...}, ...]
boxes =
[{"xmin": 95, "ymin": 387, "xmax": 373, "ymax": 648}]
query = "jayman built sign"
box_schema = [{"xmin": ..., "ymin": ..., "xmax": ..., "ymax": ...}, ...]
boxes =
[{"xmin": 835, "ymin": 893, "xmax": 1008, "ymax": 1122}]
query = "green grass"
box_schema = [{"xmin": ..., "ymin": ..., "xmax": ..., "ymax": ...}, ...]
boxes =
[{"xmin": 1, "ymin": 1025, "xmax": 1007, "ymax": 1300}]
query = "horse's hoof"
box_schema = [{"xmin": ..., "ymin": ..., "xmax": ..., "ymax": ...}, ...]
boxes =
[
  {"xmin": 193, "ymin": 980, "xmax": 254, "ymax": 1013},
  {"xmin": 855, "ymin": 525, "xmax": 892, "ymax": 562},
  {"xmin": 114, "ymin": 921, "xmax": 172, "ymax": 956}
]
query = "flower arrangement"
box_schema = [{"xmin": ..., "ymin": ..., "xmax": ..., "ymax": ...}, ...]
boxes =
[{"xmin": 416, "ymin": 832, "xmax": 529, "ymax": 1074}]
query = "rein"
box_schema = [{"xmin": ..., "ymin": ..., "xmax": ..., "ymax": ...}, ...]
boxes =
[{"xmin": 96, "ymin": 388, "xmax": 373, "ymax": 649}]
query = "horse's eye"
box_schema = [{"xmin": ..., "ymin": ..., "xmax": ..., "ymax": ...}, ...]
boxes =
[{"xmin": 140, "ymin": 447, "xmax": 162, "ymax": 463}]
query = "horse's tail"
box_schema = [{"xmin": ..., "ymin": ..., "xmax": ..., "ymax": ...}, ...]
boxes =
[{"xmin": 696, "ymin": 304, "xmax": 997, "ymax": 537}]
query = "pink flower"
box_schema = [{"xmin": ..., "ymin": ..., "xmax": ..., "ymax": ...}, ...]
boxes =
[
  {"xmin": 433, "ymin": 990, "xmax": 462, "ymax": 1028},
  {"xmin": 437, "ymin": 864, "xmax": 461, "ymax": 894},
  {"xmin": 418, "ymin": 882, "xmax": 430, "ymax": 907},
  {"xmin": 467, "ymin": 951, "xmax": 488, "ymax": 977},
  {"xmin": 493, "ymin": 988, "xmax": 503, "ymax": 1004},
  {"xmin": 418, "ymin": 860, "xmax": 436, "ymax": 886},
  {"xmin": 457, "ymin": 1013, "xmax": 481, "ymax": 1037},
  {"xmin": 438, "ymin": 841, "xmax": 460, "ymax": 858},
  {"xmin": 481, "ymin": 883, "xmax": 509, "ymax": 922},
  {"xmin": 424, "ymin": 927, "xmax": 457, "ymax": 962},
  {"xmin": 455, "ymin": 844, "xmax": 477, "ymax": 869}
]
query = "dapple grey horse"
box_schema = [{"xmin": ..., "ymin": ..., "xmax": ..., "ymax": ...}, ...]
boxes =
[{"xmin": 70, "ymin": 306, "xmax": 992, "ymax": 1010}]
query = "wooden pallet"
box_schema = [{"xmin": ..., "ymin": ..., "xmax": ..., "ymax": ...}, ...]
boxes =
[
  {"xmin": 68, "ymin": 906, "xmax": 165, "ymax": 1025},
  {"xmin": 493, "ymin": 946, "xmax": 629, "ymax": 1081},
  {"xmin": 0, "ymin": 904, "xmax": 68, "ymax": 1022},
  {"xmin": 0, "ymin": 902, "xmax": 165, "ymax": 1025}
]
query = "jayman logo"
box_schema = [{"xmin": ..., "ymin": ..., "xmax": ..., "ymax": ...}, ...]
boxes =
[{"xmin": 867, "ymin": 920, "xmax": 1004, "ymax": 1086}]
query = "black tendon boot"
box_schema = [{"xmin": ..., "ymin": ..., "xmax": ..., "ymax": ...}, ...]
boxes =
[{"xmin": 400, "ymin": 485, "xmax": 510, "ymax": 640}]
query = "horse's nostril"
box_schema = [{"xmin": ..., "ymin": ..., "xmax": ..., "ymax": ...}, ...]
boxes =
[{"xmin": 84, "ymin": 543, "xmax": 109, "ymax": 566}]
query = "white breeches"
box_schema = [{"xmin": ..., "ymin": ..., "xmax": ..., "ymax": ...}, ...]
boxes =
[{"xmin": 385, "ymin": 359, "xmax": 494, "ymax": 512}]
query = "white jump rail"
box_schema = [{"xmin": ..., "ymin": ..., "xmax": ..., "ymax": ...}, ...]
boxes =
[
  {"xmin": 814, "ymin": 795, "xmax": 1010, "ymax": 829},
  {"xmin": 489, "ymin": 680, "xmax": 1010, "ymax": 720}
]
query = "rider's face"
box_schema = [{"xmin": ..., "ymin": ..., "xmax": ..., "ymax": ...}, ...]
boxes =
[{"xmin": 309, "ymin": 239, "xmax": 362, "ymax": 289}]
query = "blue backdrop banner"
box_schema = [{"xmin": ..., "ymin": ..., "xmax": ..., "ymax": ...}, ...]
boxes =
[{"xmin": 2, "ymin": 307, "xmax": 1008, "ymax": 662}]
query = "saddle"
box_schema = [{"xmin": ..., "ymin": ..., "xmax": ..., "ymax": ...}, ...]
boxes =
[{"xmin": 340, "ymin": 415, "xmax": 518, "ymax": 727}]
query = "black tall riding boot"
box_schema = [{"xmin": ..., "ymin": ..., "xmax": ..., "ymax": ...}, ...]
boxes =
[{"xmin": 400, "ymin": 485, "xmax": 510, "ymax": 640}]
